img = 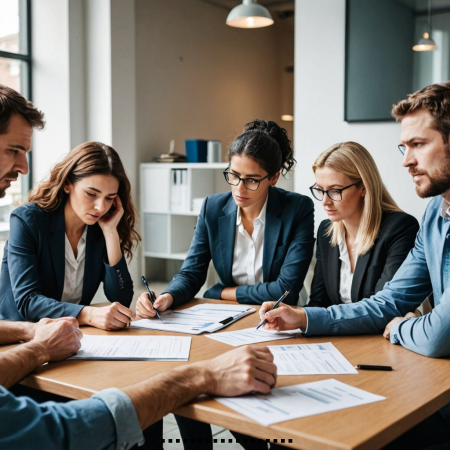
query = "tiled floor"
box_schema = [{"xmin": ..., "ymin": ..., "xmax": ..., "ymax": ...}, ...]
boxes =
[{"xmin": 162, "ymin": 414, "xmax": 243, "ymax": 450}]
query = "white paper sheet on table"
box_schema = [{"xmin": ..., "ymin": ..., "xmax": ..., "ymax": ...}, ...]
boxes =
[
  {"xmin": 269, "ymin": 342, "xmax": 357, "ymax": 375},
  {"xmin": 131, "ymin": 304, "xmax": 255, "ymax": 335},
  {"xmin": 205, "ymin": 327, "xmax": 299, "ymax": 346},
  {"xmin": 216, "ymin": 379, "xmax": 385, "ymax": 426},
  {"xmin": 68, "ymin": 335, "xmax": 191, "ymax": 361}
]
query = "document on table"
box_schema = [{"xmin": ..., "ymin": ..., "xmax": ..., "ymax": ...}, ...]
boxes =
[
  {"xmin": 216, "ymin": 379, "xmax": 385, "ymax": 426},
  {"xmin": 131, "ymin": 304, "xmax": 255, "ymax": 335},
  {"xmin": 269, "ymin": 342, "xmax": 357, "ymax": 375},
  {"xmin": 205, "ymin": 327, "xmax": 299, "ymax": 346},
  {"xmin": 68, "ymin": 335, "xmax": 191, "ymax": 361}
]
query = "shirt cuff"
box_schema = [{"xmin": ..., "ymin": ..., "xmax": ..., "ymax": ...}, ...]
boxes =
[
  {"xmin": 299, "ymin": 308, "xmax": 308, "ymax": 333},
  {"xmin": 93, "ymin": 388, "xmax": 144, "ymax": 450},
  {"xmin": 389, "ymin": 322, "xmax": 401, "ymax": 344}
]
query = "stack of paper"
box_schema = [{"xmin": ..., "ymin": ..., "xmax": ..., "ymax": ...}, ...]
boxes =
[
  {"xmin": 269, "ymin": 343, "xmax": 357, "ymax": 375},
  {"xmin": 69, "ymin": 335, "xmax": 191, "ymax": 361},
  {"xmin": 132, "ymin": 304, "xmax": 255, "ymax": 335},
  {"xmin": 216, "ymin": 379, "xmax": 386, "ymax": 426},
  {"xmin": 206, "ymin": 327, "xmax": 299, "ymax": 346}
]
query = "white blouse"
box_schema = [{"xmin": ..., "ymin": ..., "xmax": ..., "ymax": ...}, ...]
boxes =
[
  {"xmin": 231, "ymin": 197, "xmax": 268, "ymax": 286},
  {"xmin": 338, "ymin": 234, "xmax": 357, "ymax": 304},
  {"xmin": 61, "ymin": 226, "xmax": 87, "ymax": 304}
]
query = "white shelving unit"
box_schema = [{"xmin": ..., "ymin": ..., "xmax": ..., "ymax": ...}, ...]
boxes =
[{"xmin": 140, "ymin": 162, "xmax": 229, "ymax": 281}]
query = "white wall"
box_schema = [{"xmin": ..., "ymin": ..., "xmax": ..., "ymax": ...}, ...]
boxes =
[
  {"xmin": 135, "ymin": 0, "xmax": 282, "ymax": 164},
  {"xmin": 294, "ymin": 0, "xmax": 430, "ymax": 228},
  {"xmin": 32, "ymin": 0, "xmax": 71, "ymax": 182}
]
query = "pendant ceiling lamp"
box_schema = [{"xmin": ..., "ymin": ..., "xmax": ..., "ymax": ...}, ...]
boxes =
[
  {"xmin": 226, "ymin": 0, "xmax": 274, "ymax": 29},
  {"xmin": 413, "ymin": 0, "xmax": 437, "ymax": 51}
]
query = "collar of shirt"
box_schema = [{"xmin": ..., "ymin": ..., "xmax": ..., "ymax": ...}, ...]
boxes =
[
  {"xmin": 65, "ymin": 226, "xmax": 88, "ymax": 265},
  {"xmin": 236, "ymin": 195, "xmax": 268, "ymax": 228},
  {"xmin": 440, "ymin": 198, "xmax": 450, "ymax": 220}
]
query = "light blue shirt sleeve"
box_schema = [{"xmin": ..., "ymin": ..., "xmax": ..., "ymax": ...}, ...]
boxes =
[
  {"xmin": 303, "ymin": 221, "xmax": 432, "ymax": 338},
  {"xmin": 389, "ymin": 286, "xmax": 450, "ymax": 357},
  {"xmin": 0, "ymin": 386, "xmax": 144, "ymax": 450}
]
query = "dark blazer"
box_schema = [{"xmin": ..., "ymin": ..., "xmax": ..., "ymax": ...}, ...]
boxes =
[
  {"xmin": 0, "ymin": 202, "xmax": 133, "ymax": 321},
  {"xmin": 165, "ymin": 186, "xmax": 315, "ymax": 307},
  {"xmin": 307, "ymin": 211, "xmax": 419, "ymax": 307}
]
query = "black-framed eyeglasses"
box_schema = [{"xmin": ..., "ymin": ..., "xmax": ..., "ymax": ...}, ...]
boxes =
[
  {"xmin": 398, "ymin": 144, "xmax": 406, "ymax": 155},
  {"xmin": 309, "ymin": 182, "xmax": 360, "ymax": 202},
  {"xmin": 223, "ymin": 169, "xmax": 269, "ymax": 191}
]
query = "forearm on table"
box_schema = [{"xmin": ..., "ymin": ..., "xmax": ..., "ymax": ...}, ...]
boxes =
[
  {"xmin": 0, "ymin": 321, "xmax": 34, "ymax": 345},
  {"xmin": 76, "ymin": 307, "xmax": 92, "ymax": 326},
  {"xmin": 0, "ymin": 341, "xmax": 47, "ymax": 388},
  {"xmin": 103, "ymin": 231, "xmax": 122, "ymax": 267},
  {"xmin": 220, "ymin": 287, "xmax": 237, "ymax": 301},
  {"xmin": 122, "ymin": 362, "xmax": 211, "ymax": 430}
]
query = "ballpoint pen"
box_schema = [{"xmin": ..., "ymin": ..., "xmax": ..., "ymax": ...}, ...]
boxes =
[
  {"xmin": 256, "ymin": 289, "xmax": 291, "ymax": 330},
  {"xmin": 141, "ymin": 276, "xmax": 163, "ymax": 323}
]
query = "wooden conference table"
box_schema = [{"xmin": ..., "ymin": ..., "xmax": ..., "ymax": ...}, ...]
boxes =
[{"xmin": 9, "ymin": 299, "xmax": 450, "ymax": 450}]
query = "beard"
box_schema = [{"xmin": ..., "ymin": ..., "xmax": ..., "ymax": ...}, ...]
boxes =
[
  {"xmin": 0, "ymin": 171, "xmax": 19, "ymax": 199},
  {"xmin": 413, "ymin": 161, "xmax": 450, "ymax": 198}
]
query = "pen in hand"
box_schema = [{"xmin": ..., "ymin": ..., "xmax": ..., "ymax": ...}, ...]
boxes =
[
  {"xmin": 141, "ymin": 276, "xmax": 164, "ymax": 323},
  {"xmin": 256, "ymin": 290, "xmax": 291, "ymax": 330}
]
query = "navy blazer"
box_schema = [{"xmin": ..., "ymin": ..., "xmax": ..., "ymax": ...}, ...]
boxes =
[
  {"xmin": 307, "ymin": 211, "xmax": 419, "ymax": 307},
  {"xmin": 165, "ymin": 186, "xmax": 315, "ymax": 307},
  {"xmin": 0, "ymin": 202, "xmax": 133, "ymax": 321}
]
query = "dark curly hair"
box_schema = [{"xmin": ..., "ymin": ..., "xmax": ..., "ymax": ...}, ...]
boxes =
[{"xmin": 228, "ymin": 119, "xmax": 296, "ymax": 176}]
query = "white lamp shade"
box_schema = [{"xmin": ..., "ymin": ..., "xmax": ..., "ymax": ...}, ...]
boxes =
[
  {"xmin": 413, "ymin": 32, "xmax": 437, "ymax": 51},
  {"xmin": 226, "ymin": 0, "xmax": 274, "ymax": 28}
]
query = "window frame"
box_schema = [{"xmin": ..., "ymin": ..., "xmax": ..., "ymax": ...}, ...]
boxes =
[{"xmin": 0, "ymin": 0, "xmax": 32, "ymax": 192}]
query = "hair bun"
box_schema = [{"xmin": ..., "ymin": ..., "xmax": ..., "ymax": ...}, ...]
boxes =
[
  {"xmin": 243, "ymin": 118, "xmax": 269, "ymax": 133},
  {"xmin": 229, "ymin": 119, "xmax": 296, "ymax": 176}
]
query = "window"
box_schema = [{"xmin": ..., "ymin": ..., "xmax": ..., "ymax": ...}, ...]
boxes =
[{"xmin": 0, "ymin": 0, "xmax": 31, "ymax": 260}]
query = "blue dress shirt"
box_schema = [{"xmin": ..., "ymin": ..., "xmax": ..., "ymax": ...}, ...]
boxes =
[
  {"xmin": 303, "ymin": 195, "xmax": 450, "ymax": 358},
  {"xmin": 0, "ymin": 387, "xmax": 144, "ymax": 449}
]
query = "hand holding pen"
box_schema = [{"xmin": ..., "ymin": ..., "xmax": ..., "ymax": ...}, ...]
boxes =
[
  {"xmin": 256, "ymin": 290, "xmax": 291, "ymax": 330},
  {"xmin": 258, "ymin": 294, "xmax": 307, "ymax": 332},
  {"xmin": 138, "ymin": 276, "xmax": 164, "ymax": 322}
]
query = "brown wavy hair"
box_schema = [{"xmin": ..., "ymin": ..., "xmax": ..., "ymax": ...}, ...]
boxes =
[{"xmin": 28, "ymin": 142, "xmax": 141, "ymax": 260}]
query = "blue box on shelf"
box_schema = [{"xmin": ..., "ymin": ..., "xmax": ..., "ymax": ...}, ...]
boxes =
[{"xmin": 185, "ymin": 139, "xmax": 208, "ymax": 163}]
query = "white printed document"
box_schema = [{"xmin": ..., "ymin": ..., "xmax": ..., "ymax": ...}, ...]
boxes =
[
  {"xmin": 206, "ymin": 327, "xmax": 299, "ymax": 346},
  {"xmin": 69, "ymin": 335, "xmax": 191, "ymax": 361},
  {"xmin": 216, "ymin": 379, "xmax": 385, "ymax": 426},
  {"xmin": 131, "ymin": 304, "xmax": 255, "ymax": 335},
  {"xmin": 269, "ymin": 342, "xmax": 357, "ymax": 375}
]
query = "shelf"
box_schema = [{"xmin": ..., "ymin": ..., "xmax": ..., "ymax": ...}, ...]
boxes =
[
  {"xmin": 144, "ymin": 251, "xmax": 188, "ymax": 260},
  {"xmin": 141, "ymin": 162, "xmax": 228, "ymax": 170}
]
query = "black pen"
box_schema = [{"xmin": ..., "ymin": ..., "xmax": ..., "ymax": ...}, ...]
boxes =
[
  {"xmin": 256, "ymin": 290, "xmax": 291, "ymax": 330},
  {"xmin": 141, "ymin": 276, "xmax": 163, "ymax": 323},
  {"xmin": 355, "ymin": 364, "xmax": 393, "ymax": 371}
]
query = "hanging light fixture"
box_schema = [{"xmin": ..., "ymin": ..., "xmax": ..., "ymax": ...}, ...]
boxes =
[
  {"xmin": 413, "ymin": 0, "xmax": 437, "ymax": 51},
  {"xmin": 226, "ymin": 0, "xmax": 274, "ymax": 29}
]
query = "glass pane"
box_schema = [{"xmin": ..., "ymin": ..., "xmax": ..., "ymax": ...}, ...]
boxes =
[
  {"xmin": 0, "ymin": 0, "xmax": 28, "ymax": 55},
  {"xmin": 0, "ymin": 57, "xmax": 29, "ymax": 97}
]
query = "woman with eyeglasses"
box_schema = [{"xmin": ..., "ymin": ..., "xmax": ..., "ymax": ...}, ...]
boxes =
[
  {"xmin": 136, "ymin": 119, "xmax": 314, "ymax": 321},
  {"xmin": 307, "ymin": 141, "xmax": 419, "ymax": 308},
  {"xmin": 137, "ymin": 119, "xmax": 314, "ymax": 450}
]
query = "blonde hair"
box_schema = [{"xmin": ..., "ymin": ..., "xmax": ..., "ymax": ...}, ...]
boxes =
[{"xmin": 313, "ymin": 142, "xmax": 402, "ymax": 256}]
